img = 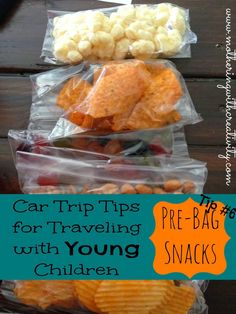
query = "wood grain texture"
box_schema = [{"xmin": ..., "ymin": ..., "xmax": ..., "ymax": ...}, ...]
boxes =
[
  {"xmin": 1, "ymin": 76, "xmax": 235, "ymax": 144},
  {"xmin": 205, "ymin": 281, "xmax": 236, "ymax": 314},
  {"xmin": 0, "ymin": 0, "xmax": 236, "ymax": 76},
  {"xmin": 0, "ymin": 139, "xmax": 20, "ymax": 194},
  {"xmin": 0, "ymin": 76, "xmax": 31, "ymax": 136}
]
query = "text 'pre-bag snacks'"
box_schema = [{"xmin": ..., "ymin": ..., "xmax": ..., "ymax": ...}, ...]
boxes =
[{"xmin": 42, "ymin": 3, "xmax": 197, "ymax": 64}]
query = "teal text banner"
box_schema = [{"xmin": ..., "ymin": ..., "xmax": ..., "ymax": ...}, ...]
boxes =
[{"xmin": 0, "ymin": 194, "xmax": 235, "ymax": 280}]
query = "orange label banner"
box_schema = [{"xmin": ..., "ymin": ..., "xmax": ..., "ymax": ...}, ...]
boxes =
[{"xmin": 150, "ymin": 198, "xmax": 230, "ymax": 278}]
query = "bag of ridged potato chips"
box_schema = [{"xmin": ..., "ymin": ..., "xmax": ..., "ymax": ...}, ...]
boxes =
[{"xmin": 1, "ymin": 280, "xmax": 208, "ymax": 314}]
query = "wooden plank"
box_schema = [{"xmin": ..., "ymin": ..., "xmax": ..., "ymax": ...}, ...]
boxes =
[
  {"xmin": 0, "ymin": 139, "xmax": 20, "ymax": 194},
  {"xmin": 1, "ymin": 139, "xmax": 235, "ymax": 194},
  {"xmin": 0, "ymin": 76, "xmax": 31, "ymax": 136},
  {"xmin": 0, "ymin": 0, "xmax": 235, "ymax": 76},
  {"xmin": 0, "ymin": 1, "xmax": 48, "ymax": 73},
  {"xmin": 185, "ymin": 78, "xmax": 236, "ymax": 146},
  {"xmin": 0, "ymin": 76, "xmax": 235, "ymax": 145},
  {"xmin": 205, "ymin": 281, "xmax": 236, "ymax": 314},
  {"xmin": 189, "ymin": 145, "xmax": 236, "ymax": 194}
]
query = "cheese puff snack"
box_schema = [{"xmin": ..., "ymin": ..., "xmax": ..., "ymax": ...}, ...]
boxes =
[{"xmin": 42, "ymin": 4, "xmax": 197, "ymax": 63}]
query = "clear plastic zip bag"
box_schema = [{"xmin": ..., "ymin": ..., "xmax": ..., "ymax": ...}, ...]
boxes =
[
  {"xmin": 8, "ymin": 127, "xmax": 189, "ymax": 163},
  {"xmin": 41, "ymin": 3, "xmax": 197, "ymax": 64},
  {"xmin": 14, "ymin": 149, "xmax": 207, "ymax": 194},
  {"xmin": 1, "ymin": 280, "xmax": 208, "ymax": 314},
  {"xmin": 29, "ymin": 60, "xmax": 201, "ymax": 139}
]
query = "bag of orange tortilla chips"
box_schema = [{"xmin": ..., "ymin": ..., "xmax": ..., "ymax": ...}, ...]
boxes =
[{"xmin": 29, "ymin": 60, "xmax": 201, "ymax": 139}]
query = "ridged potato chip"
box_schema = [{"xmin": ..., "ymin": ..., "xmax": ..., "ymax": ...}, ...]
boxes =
[
  {"xmin": 95, "ymin": 280, "xmax": 174, "ymax": 314},
  {"xmin": 74, "ymin": 280, "xmax": 102, "ymax": 313},
  {"xmin": 150, "ymin": 284, "xmax": 196, "ymax": 314}
]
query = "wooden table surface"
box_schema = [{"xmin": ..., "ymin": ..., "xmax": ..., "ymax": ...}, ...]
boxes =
[{"xmin": 0, "ymin": 0, "xmax": 236, "ymax": 313}]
